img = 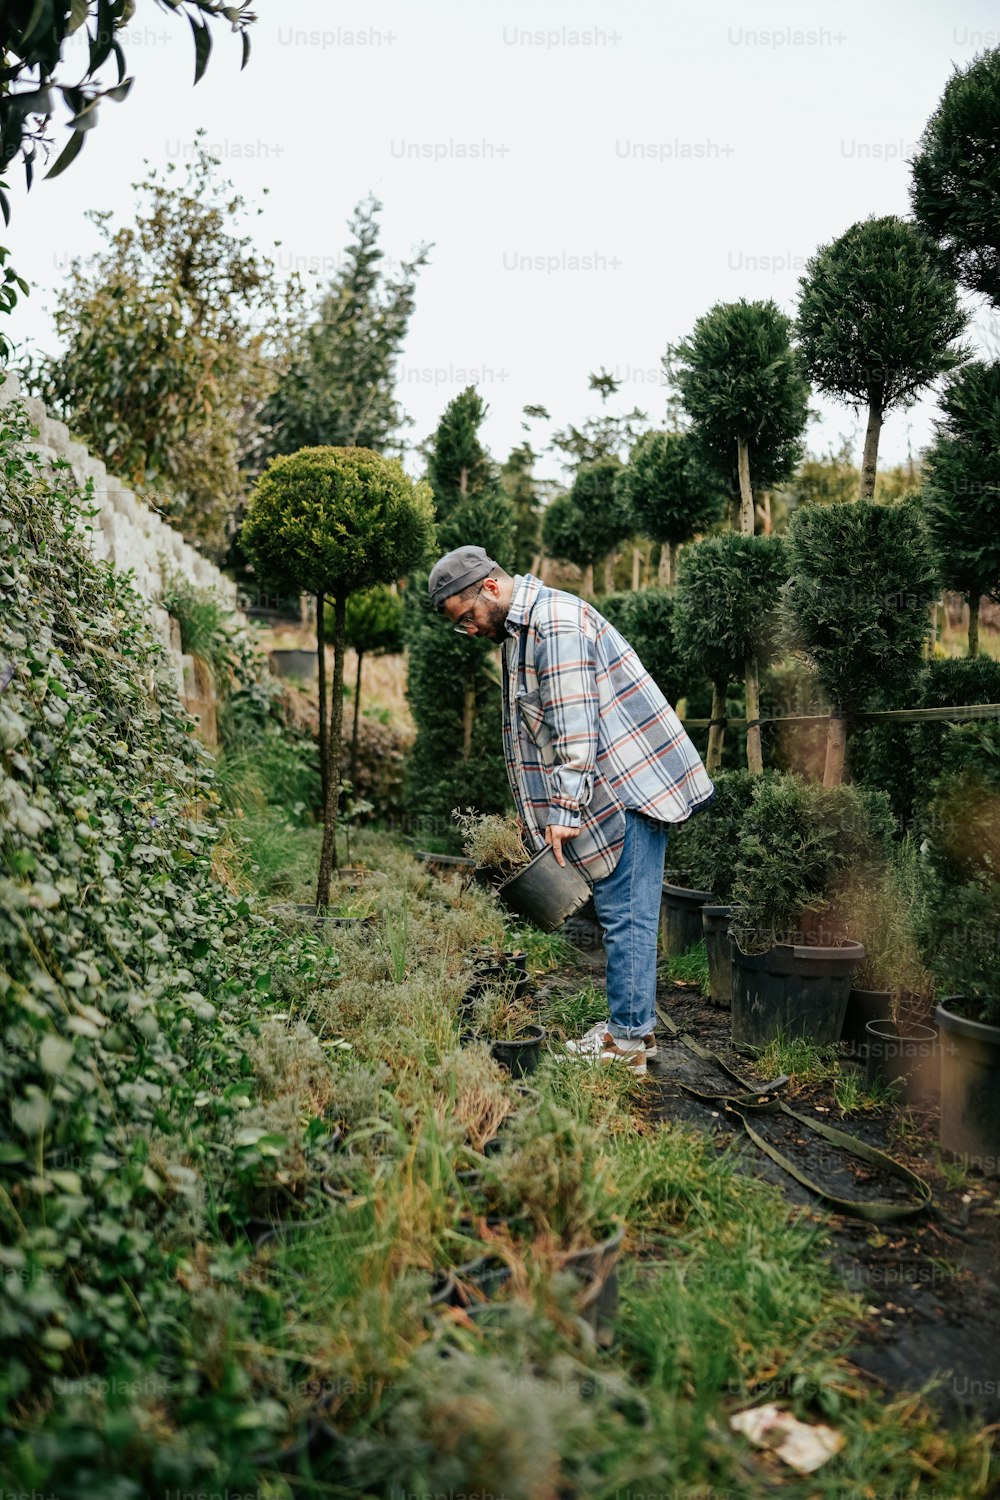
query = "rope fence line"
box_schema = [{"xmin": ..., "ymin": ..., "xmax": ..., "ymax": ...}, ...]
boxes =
[{"xmin": 681, "ymin": 702, "xmax": 1000, "ymax": 729}]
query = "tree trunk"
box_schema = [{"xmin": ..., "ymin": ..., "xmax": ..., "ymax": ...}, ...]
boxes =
[
  {"xmin": 822, "ymin": 709, "xmax": 847, "ymax": 788},
  {"xmin": 859, "ymin": 395, "xmax": 884, "ymax": 500},
  {"xmin": 969, "ymin": 595, "xmax": 980, "ymax": 657},
  {"xmin": 657, "ymin": 542, "xmax": 673, "ymax": 587},
  {"xmin": 316, "ymin": 592, "xmax": 347, "ymax": 905},
  {"xmin": 462, "ymin": 671, "xmax": 475, "ymax": 760},
  {"xmin": 316, "ymin": 589, "xmax": 328, "ymax": 813},
  {"xmin": 631, "ymin": 545, "xmax": 641, "ymax": 591},
  {"xmin": 736, "ymin": 437, "xmax": 754, "ymax": 535},
  {"xmin": 643, "ymin": 540, "xmax": 652, "ymax": 587},
  {"xmin": 755, "ymin": 491, "xmax": 772, "ymax": 535},
  {"xmin": 603, "ymin": 551, "xmax": 616, "ymax": 596},
  {"xmin": 745, "ymin": 653, "xmax": 763, "ymax": 775},
  {"xmin": 581, "ymin": 562, "xmax": 594, "ymax": 599},
  {"xmin": 706, "ymin": 679, "xmax": 727, "ymax": 774},
  {"xmin": 350, "ymin": 649, "xmax": 364, "ymax": 787}
]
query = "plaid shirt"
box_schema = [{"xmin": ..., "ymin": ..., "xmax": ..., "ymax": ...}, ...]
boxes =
[{"xmin": 501, "ymin": 574, "xmax": 715, "ymax": 882}]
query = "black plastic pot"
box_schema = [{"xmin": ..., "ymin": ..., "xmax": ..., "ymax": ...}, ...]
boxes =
[
  {"xmin": 489, "ymin": 1024, "xmax": 546, "ymax": 1077},
  {"xmin": 496, "ymin": 846, "xmax": 591, "ymax": 933},
  {"xmin": 840, "ymin": 988, "xmax": 892, "ymax": 1062},
  {"xmin": 560, "ymin": 1223, "xmax": 625, "ymax": 1348},
  {"xmin": 701, "ymin": 905, "xmax": 734, "ymax": 1006},
  {"xmin": 431, "ymin": 1254, "xmax": 512, "ymax": 1308},
  {"xmin": 937, "ymin": 998, "xmax": 1000, "ymax": 1175},
  {"xmin": 730, "ymin": 940, "xmax": 865, "ymax": 1047},
  {"xmin": 416, "ymin": 851, "xmax": 477, "ymax": 876},
  {"xmin": 661, "ymin": 882, "xmax": 718, "ymax": 957},
  {"xmin": 865, "ymin": 1018, "xmax": 940, "ymax": 1104}
]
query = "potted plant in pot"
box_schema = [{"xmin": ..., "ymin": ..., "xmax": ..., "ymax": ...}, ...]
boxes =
[
  {"xmin": 666, "ymin": 769, "xmax": 775, "ymax": 1004},
  {"xmin": 918, "ymin": 772, "xmax": 1000, "ymax": 1173},
  {"xmin": 454, "ymin": 808, "xmax": 532, "ymax": 890},
  {"xmin": 727, "ymin": 775, "xmax": 894, "ymax": 1047},
  {"xmin": 465, "ymin": 987, "xmax": 546, "ymax": 1077}
]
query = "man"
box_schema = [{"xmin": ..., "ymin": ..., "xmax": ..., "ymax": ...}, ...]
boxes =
[{"xmin": 428, "ymin": 544, "xmax": 716, "ymax": 1076}]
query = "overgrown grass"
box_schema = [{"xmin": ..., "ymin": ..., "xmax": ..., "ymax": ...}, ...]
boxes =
[{"xmin": 661, "ymin": 936, "xmax": 711, "ymax": 991}]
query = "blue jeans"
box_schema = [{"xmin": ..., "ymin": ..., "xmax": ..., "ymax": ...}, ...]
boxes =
[{"xmin": 591, "ymin": 810, "xmax": 669, "ymax": 1039}]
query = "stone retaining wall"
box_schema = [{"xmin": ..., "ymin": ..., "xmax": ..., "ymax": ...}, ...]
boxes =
[{"xmin": 0, "ymin": 370, "xmax": 242, "ymax": 740}]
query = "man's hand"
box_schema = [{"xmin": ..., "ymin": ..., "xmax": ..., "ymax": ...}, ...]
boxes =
[{"xmin": 545, "ymin": 823, "xmax": 580, "ymax": 868}]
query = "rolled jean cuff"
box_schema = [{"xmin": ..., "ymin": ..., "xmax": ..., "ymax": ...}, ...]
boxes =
[{"xmin": 606, "ymin": 1019, "xmax": 652, "ymax": 1040}]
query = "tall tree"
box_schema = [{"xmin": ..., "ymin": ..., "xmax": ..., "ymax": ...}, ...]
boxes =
[
  {"xmin": 796, "ymin": 216, "xmax": 968, "ymax": 500},
  {"xmin": 617, "ymin": 429, "xmax": 726, "ymax": 585},
  {"xmin": 911, "ymin": 46, "xmax": 1000, "ymax": 308},
  {"xmin": 27, "ymin": 139, "xmax": 285, "ymax": 557},
  {"xmin": 242, "ymin": 446, "xmax": 435, "ymax": 902},
  {"xmin": 500, "ymin": 441, "xmax": 542, "ymax": 573},
  {"xmin": 666, "ymin": 299, "xmax": 810, "ymax": 536},
  {"xmin": 404, "ymin": 389, "xmax": 517, "ymax": 838},
  {"xmin": 920, "ymin": 361, "xmax": 1000, "ymax": 656},
  {"xmin": 259, "ymin": 197, "xmax": 429, "ymax": 461}
]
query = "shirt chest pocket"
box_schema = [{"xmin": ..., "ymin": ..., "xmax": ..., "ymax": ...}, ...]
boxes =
[{"xmin": 516, "ymin": 689, "xmax": 552, "ymax": 751}]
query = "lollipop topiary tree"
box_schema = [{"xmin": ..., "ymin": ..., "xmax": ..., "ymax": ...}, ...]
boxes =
[
  {"xmin": 668, "ymin": 298, "xmax": 809, "ymax": 537},
  {"xmin": 241, "ymin": 446, "xmax": 435, "ymax": 904},
  {"xmin": 342, "ymin": 584, "xmax": 404, "ymax": 784},
  {"xmin": 616, "ymin": 429, "xmax": 726, "ymax": 585},
  {"xmin": 673, "ymin": 532, "xmax": 789, "ymax": 774},
  {"xmin": 910, "ymin": 45, "xmax": 1000, "ymax": 309},
  {"xmin": 782, "ymin": 500, "xmax": 938, "ymax": 786},
  {"xmin": 919, "ymin": 360, "xmax": 1000, "ymax": 657},
  {"xmin": 541, "ymin": 456, "xmax": 631, "ymax": 597},
  {"xmin": 796, "ymin": 215, "xmax": 968, "ymax": 499}
]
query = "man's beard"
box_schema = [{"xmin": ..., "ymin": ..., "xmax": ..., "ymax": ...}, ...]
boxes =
[{"xmin": 478, "ymin": 597, "xmax": 508, "ymax": 642}]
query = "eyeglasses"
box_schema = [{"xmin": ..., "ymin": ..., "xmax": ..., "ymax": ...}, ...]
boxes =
[{"xmin": 452, "ymin": 583, "xmax": 485, "ymax": 633}]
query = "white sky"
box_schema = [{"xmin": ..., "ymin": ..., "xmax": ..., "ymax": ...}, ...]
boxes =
[{"xmin": 5, "ymin": 0, "xmax": 1000, "ymax": 486}]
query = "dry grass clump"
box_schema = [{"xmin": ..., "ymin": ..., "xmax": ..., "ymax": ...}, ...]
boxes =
[{"xmin": 454, "ymin": 808, "xmax": 531, "ymax": 876}]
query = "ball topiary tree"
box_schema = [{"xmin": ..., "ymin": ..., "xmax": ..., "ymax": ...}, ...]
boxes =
[
  {"xmin": 919, "ymin": 360, "xmax": 1000, "ymax": 656},
  {"xmin": 541, "ymin": 456, "xmax": 631, "ymax": 597},
  {"xmin": 910, "ymin": 46, "xmax": 1000, "ymax": 309},
  {"xmin": 796, "ymin": 215, "xmax": 968, "ymax": 499},
  {"xmin": 600, "ymin": 587, "xmax": 691, "ymax": 706},
  {"xmin": 673, "ymin": 533, "xmax": 789, "ymax": 774},
  {"xmin": 241, "ymin": 445, "xmax": 435, "ymax": 903},
  {"xmin": 616, "ymin": 429, "xmax": 726, "ymax": 585},
  {"xmin": 667, "ymin": 298, "xmax": 810, "ymax": 536},
  {"xmin": 782, "ymin": 500, "xmax": 938, "ymax": 786},
  {"xmin": 341, "ymin": 584, "xmax": 404, "ymax": 786}
]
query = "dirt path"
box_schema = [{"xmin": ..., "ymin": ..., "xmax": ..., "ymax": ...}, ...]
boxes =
[{"xmin": 541, "ymin": 939, "xmax": 1000, "ymax": 1431}]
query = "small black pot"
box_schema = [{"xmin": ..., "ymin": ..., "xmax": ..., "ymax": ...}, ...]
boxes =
[
  {"xmin": 489, "ymin": 1023, "xmax": 546, "ymax": 1077},
  {"xmin": 865, "ymin": 1018, "xmax": 940, "ymax": 1105},
  {"xmin": 937, "ymin": 998, "xmax": 1000, "ymax": 1174},
  {"xmin": 561, "ymin": 1223, "xmax": 625, "ymax": 1348},
  {"xmin": 661, "ymin": 882, "xmax": 718, "ymax": 957},
  {"xmin": 841, "ymin": 988, "xmax": 892, "ymax": 1063}
]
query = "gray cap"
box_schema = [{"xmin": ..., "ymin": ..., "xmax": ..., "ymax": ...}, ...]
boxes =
[{"xmin": 427, "ymin": 545, "xmax": 498, "ymax": 612}]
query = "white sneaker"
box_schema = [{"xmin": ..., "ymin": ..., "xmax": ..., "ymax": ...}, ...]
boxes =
[
  {"xmin": 565, "ymin": 1026, "xmax": 648, "ymax": 1075},
  {"xmin": 566, "ymin": 1022, "xmax": 657, "ymax": 1059}
]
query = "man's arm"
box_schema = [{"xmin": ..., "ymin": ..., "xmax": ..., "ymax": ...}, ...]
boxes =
[{"xmin": 533, "ymin": 609, "xmax": 599, "ymax": 864}]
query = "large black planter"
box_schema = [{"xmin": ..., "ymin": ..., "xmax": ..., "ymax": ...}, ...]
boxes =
[
  {"xmin": 841, "ymin": 987, "xmax": 892, "ymax": 1063},
  {"xmin": 497, "ymin": 846, "xmax": 591, "ymax": 932},
  {"xmin": 661, "ymin": 882, "xmax": 717, "ymax": 957},
  {"xmin": 865, "ymin": 1018, "xmax": 940, "ymax": 1105},
  {"xmin": 701, "ymin": 905, "xmax": 734, "ymax": 1005},
  {"xmin": 937, "ymin": 998, "xmax": 1000, "ymax": 1176},
  {"xmin": 730, "ymin": 940, "xmax": 865, "ymax": 1048}
]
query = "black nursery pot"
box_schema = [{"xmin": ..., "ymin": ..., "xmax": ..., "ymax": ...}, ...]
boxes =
[
  {"xmin": 661, "ymin": 882, "xmax": 718, "ymax": 957},
  {"xmin": 561, "ymin": 1223, "xmax": 626, "ymax": 1349},
  {"xmin": 489, "ymin": 1024, "xmax": 546, "ymax": 1077},
  {"xmin": 730, "ymin": 940, "xmax": 864, "ymax": 1048},
  {"xmin": 937, "ymin": 998, "xmax": 1000, "ymax": 1175},
  {"xmin": 840, "ymin": 988, "xmax": 892, "ymax": 1063},
  {"xmin": 701, "ymin": 905, "xmax": 734, "ymax": 1006},
  {"xmin": 865, "ymin": 1017, "xmax": 940, "ymax": 1105}
]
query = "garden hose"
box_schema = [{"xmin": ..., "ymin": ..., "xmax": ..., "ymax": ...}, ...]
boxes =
[{"xmin": 654, "ymin": 1005, "xmax": 933, "ymax": 1221}]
